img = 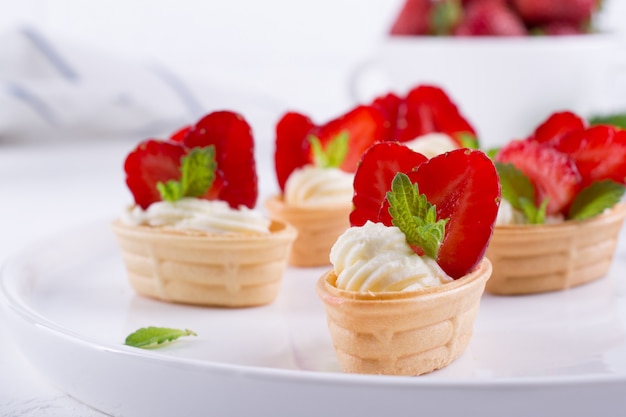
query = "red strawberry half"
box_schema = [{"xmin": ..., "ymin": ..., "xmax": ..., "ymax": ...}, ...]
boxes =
[
  {"xmin": 124, "ymin": 139, "xmax": 187, "ymax": 209},
  {"xmin": 169, "ymin": 125, "xmax": 191, "ymax": 143},
  {"xmin": 274, "ymin": 105, "xmax": 386, "ymax": 192},
  {"xmin": 552, "ymin": 125, "xmax": 626, "ymax": 187},
  {"xmin": 408, "ymin": 149, "xmax": 501, "ymax": 278},
  {"xmin": 313, "ymin": 105, "xmax": 387, "ymax": 172},
  {"xmin": 530, "ymin": 111, "xmax": 586, "ymax": 145},
  {"xmin": 183, "ymin": 111, "xmax": 258, "ymax": 209},
  {"xmin": 351, "ymin": 143, "xmax": 500, "ymax": 279},
  {"xmin": 275, "ymin": 112, "xmax": 316, "ymax": 191},
  {"xmin": 350, "ymin": 142, "xmax": 428, "ymax": 227},
  {"xmin": 496, "ymin": 139, "xmax": 581, "ymax": 215},
  {"xmin": 373, "ymin": 85, "xmax": 477, "ymax": 146},
  {"xmin": 371, "ymin": 92, "xmax": 403, "ymax": 142}
]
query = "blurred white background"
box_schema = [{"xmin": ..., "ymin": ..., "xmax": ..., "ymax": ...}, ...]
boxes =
[
  {"xmin": 1, "ymin": 0, "xmax": 622, "ymax": 124},
  {"xmin": 0, "ymin": 0, "xmax": 405, "ymax": 122}
]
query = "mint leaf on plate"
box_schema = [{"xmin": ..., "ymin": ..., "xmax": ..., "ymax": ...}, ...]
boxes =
[{"xmin": 125, "ymin": 327, "xmax": 197, "ymax": 349}]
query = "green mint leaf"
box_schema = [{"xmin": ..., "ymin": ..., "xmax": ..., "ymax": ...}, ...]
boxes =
[
  {"xmin": 456, "ymin": 132, "xmax": 479, "ymax": 149},
  {"xmin": 180, "ymin": 146, "xmax": 217, "ymax": 197},
  {"xmin": 567, "ymin": 180, "xmax": 626, "ymax": 220},
  {"xmin": 495, "ymin": 162, "xmax": 535, "ymax": 211},
  {"xmin": 157, "ymin": 180, "xmax": 184, "ymax": 202},
  {"xmin": 588, "ymin": 113, "xmax": 626, "ymax": 129},
  {"xmin": 308, "ymin": 132, "xmax": 348, "ymax": 169},
  {"xmin": 485, "ymin": 147, "xmax": 500, "ymax": 160},
  {"xmin": 157, "ymin": 146, "xmax": 216, "ymax": 203},
  {"xmin": 496, "ymin": 162, "xmax": 547, "ymax": 224},
  {"xmin": 519, "ymin": 196, "xmax": 547, "ymax": 224},
  {"xmin": 124, "ymin": 326, "xmax": 197, "ymax": 349},
  {"xmin": 386, "ymin": 172, "xmax": 448, "ymax": 259}
]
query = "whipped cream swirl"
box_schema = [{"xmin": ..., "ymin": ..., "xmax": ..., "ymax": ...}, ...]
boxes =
[
  {"xmin": 404, "ymin": 133, "xmax": 458, "ymax": 158},
  {"xmin": 330, "ymin": 221, "xmax": 452, "ymax": 292},
  {"xmin": 284, "ymin": 165, "xmax": 354, "ymax": 207},
  {"xmin": 121, "ymin": 198, "xmax": 270, "ymax": 234}
]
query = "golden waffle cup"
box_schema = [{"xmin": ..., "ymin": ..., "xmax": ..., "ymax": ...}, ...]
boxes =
[
  {"xmin": 111, "ymin": 219, "xmax": 297, "ymax": 307},
  {"xmin": 316, "ymin": 258, "xmax": 492, "ymax": 376},
  {"xmin": 485, "ymin": 203, "xmax": 626, "ymax": 295},
  {"xmin": 264, "ymin": 195, "xmax": 352, "ymax": 267}
]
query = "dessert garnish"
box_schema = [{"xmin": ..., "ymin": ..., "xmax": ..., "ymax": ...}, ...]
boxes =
[
  {"xmin": 125, "ymin": 326, "xmax": 197, "ymax": 349},
  {"xmin": 125, "ymin": 111, "xmax": 258, "ymax": 210},
  {"xmin": 371, "ymin": 85, "xmax": 478, "ymax": 148},
  {"xmin": 350, "ymin": 142, "xmax": 500, "ymax": 279},
  {"xmin": 495, "ymin": 111, "xmax": 626, "ymax": 224},
  {"xmin": 274, "ymin": 105, "xmax": 385, "ymax": 191}
]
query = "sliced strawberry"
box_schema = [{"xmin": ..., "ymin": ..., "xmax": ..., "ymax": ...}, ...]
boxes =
[
  {"xmin": 169, "ymin": 125, "xmax": 191, "ymax": 143},
  {"xmin": 409, "ymin": 149, "xmax": 501, "ymax": 278},
  {"xmin": 274, "ymin": 105, "xmax": 385, "ymax": 192},
  {"xmin": 530, "ymin": 111, "xmax": 586, "ymax": 145},
  {"xmin": 553, "ymin": 125, "xmax": 626, "ymax": 187},
  {"xmin": 371, "ymin": 92, "xmax": 403, "ymax": 142},
  {"xmin": 183, "ymin": 111, "xmax": 258, "ymax": 209},
  {"xmin": 496, "ymin": 139, "xmax": 581, "ymax": 215},
  {"xmin": 350, "ymin": 142, "xmax": 428, "ymax": 227},
  {"xmin": 124, "ymin": 139, "xmax": 187, "ymax": 209},
  {"xmin": 401, "ymin": 85, "xmax": 477, "ymax": 145},
  {"xmin": 313, "ymin": 105, "xmax": 386, "ymax": 172},
  {"xmin": 351, "ymin": 144, "xmax": 500, "ymax": 278},
  {"xmin": 389, "ymin": 0, "xmax": 432, "ymax": 35},
  {"xmin": 274, "ymin": 112, "xmax": 316, "ymax": 191}
]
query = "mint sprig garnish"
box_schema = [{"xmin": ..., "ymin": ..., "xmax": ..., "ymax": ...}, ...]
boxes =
[
  {"xmin": 568, "ymin": 180, "xmax": 626, "ymax": 221},
  {"xmin": 157, "ymin": 146, "xmax": 216, "ymax": 202},
  {"xmin": 124, "ymin": 326, "xmax": 197, "ymax": 349},
  {"xmin": 386, "ymin": 172, "xmax": 448, "ymax": 259},
  {"xmin": 309, "ymin": 132, "xmax": 348, "ymax": 169},
  {"xmin": 496, "ymin": 162, "xmax": 547, "ymax": 224}
]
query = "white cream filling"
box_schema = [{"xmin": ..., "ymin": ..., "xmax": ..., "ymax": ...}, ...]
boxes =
[
  {"xmin": 330, "ymin": 221, "xmax": 452, "ymax": 293},
  {"xmin": 121, "ymin": 197, "xmax": 270, "ymax": 234},
  {"xmin": 284, "ymin": 165, "xmax": 354, "ymax": 207}
]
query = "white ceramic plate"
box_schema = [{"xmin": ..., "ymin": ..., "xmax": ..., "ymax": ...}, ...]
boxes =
[{"xmin": 2, "ymin": 219, "xmax": 626, "ymax": 417}]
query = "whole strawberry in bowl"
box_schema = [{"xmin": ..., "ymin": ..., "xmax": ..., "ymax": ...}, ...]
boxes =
[
  {"xmin": 265, "ymin": 104, "xmax": 386, "ymax": 267},
  {"xmin": 316, "ymin": 142, "xmax": 501, "ymax": 375},
  {"xmin": 112, "ymin": 111, "xmax": 297, "ymax": 307},
  {"xmin": 486, "ymin": 111, "xmax": 626, "ymax": 295}
]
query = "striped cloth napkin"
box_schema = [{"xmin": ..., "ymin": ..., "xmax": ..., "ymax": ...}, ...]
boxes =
[{"xmin": 0, "ymin": 26, "xmax": 279, "ymax": 144}]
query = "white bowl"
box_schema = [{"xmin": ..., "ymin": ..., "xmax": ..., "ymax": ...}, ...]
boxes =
[{"xmin": 350, "ymin": 34, "xmax": 626, "ymax": 149}]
